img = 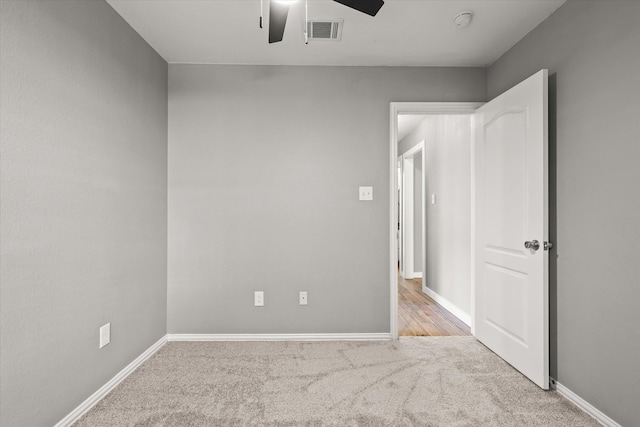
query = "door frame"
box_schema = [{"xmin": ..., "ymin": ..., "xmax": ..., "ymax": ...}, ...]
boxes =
[
  {"xmin": 389, "ymin": 102, "xmax": 483, "ymax": 340},
  {"xmin": 397, "ymin": 156, "xmax": 403, "ymax": 277},
  {"xmin": 400, "ymin": 141, "xmax": 425, "ymax": 280}
]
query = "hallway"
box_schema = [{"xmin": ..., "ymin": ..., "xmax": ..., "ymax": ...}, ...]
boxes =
[{"xmin": 398, "ymin": 276, "xmax": 471, "ymax": 336}]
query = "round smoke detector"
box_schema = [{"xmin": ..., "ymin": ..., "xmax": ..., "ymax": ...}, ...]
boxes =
[{"xmin": 453, "ymin": 11, "xmax": 474, "ymax": 29}]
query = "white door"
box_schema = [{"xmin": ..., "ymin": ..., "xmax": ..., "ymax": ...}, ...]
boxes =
[{"xmin": 474, "ymin": 69, "xmax": 549, "ymax": 389}]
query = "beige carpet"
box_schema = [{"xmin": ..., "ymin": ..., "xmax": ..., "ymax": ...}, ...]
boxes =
[{"xmin": 75, "ymin": 337, "xmax": 598, "ymax": 426}]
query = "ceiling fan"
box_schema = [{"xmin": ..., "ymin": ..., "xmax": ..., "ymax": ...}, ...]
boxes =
[{"xmin": 262, "ymin": 0, "xmax": 385, "ymax": 43}]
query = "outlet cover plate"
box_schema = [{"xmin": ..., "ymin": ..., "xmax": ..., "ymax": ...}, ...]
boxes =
[{"xmin": 359, "ymin": 186, "xmax": 373, "ymax": 201}]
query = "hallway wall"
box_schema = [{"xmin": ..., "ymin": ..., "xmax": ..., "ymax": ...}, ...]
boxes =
[{"xmin": 398, "ymin": 116, "xmax": 472, "ymax": 320}]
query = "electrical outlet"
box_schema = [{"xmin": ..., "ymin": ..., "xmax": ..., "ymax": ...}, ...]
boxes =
[
  {"xmin": 359, "ymin": 186, "xmax": 373, "ymax": 201},
  {"xmin": 299, "ymin": 291, "xmax": 308, "ymax": 305},
  {"xmin": 99, "ymin": 323, "xmax": 111, "ymax": 349},
  {"xmin": 254, "ymin": 291, "xmax": 264, "ymax": 307}
]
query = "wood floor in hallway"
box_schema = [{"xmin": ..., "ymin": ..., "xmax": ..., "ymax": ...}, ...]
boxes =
[{"xmin": 398, "ymin": 276, "xmax": 471, "ymax": 336}]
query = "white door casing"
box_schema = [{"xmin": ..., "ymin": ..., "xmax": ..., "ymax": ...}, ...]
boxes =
[
  {"xmin": 400, "ymin": 141, "xmax": 425, "ymax": 280},
  {"xmin": 402, "ymin": 155, "xmax": 414, "ymax": 278},
  {"xmin": 389, "ymin": 103, "xmax": 482, "ymax": 340},
  {"xmin": 474, "ymin": 69, "xmax": 549, "ymax": 389},
  {"xmin": 397, "ymin": 157, "xmax": 403, "ymax": 275}
]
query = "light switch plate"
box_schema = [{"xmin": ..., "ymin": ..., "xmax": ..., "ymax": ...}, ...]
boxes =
[
  {"xmin": 431, "ymin": 194, "xmax": 436, "ymax": 204},
  {"xmin": 99, "ymin": 323, "xmax": 111, "ymax": 349},
  {"xmin": 359, "ymin": 186, "xmax": 373, "ymax": 201},
  {"xmin": 299, "ymin": 291, "xmax": 308, "ymax": 305},
  {"xmin": 254, "ymin": 291, "xmax": 264, "ymax": 307}
]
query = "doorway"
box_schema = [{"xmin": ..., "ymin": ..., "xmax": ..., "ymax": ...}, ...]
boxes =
[
  {"xmin": 392, "ymin": 71, "xmax": 550, "ymax": 390},
  {"xmin": 398, "ymin": 139, "xmax": 469, "ymax": 336},
  {"xmin": 391, "ymin": 103, "xmax": 482, "ymax": 339},
  {"xmin": 396, "ymin": 113, "xmax": 474, "ymax": 337}
]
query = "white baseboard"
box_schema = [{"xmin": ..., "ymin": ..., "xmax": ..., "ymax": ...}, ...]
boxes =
[
  {"xmin": 422, "ymin": 285, "xmax": 471, "ymax": 326},
  {"xmin": 413, "ymin": 272, "xmax": 423, "ymax": 278},
  {"xmin": 551, "ymin": 378, "xmax": 621, "ymax": 427},
  {"xmin": 54, "ymin": 335, "xmax": 168, "ymax": 427},
  {"xmin": 167, "ymin": 333, "xmax": 393, "ymax": 342}
]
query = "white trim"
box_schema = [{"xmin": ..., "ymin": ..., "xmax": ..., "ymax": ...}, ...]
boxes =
[
  {"xmin": 390, "ymin": 105, "xmax": 399, "ymax": 339},
  {"xmin": 402, "ymin": 155, "xmax": 415, "ymax": 278},
  {"xmin": 54, "ymin": 335, "xmax": 168, "ymax": 427},
  {"xmin": 470, "ymin": 115, "xmax": 477, "ymax": 335},
  {"xmin": 401, "ymin": 141, "xmax": 425, "ymax": 281},
  {"xmin": 392, "ymin": 102, "xmax": 484, "ymax": 115},
  {"xmin": 422, "ymin": 285, "xmax": 471, "ymax": 326},
  {"xmin": 420, "ymin": 138, "xmax": 426, "ymax": 291},
  {"xmin": 402, "ymin": 142, "xmax": 424, "ymax": 158},
  {"xmin": 552, "ymin": 379, "xmax": 622, "ymax": 427},
  {"xmin": 397, "ymin": 155, "xmax": 404, "ymax": 277},
  {"xmin": 390, "ymin": 102, "xmax": 483, "ymax": 341},
  {"xmin": 167, "ymin": 333, "xmax": 393, "ymax": 342}
]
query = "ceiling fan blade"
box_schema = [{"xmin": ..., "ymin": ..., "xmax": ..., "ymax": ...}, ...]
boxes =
[
  {"xmin": 269, "ymin": 1, "xmax": 290, "ymax": 43},
  {"xmin": 332, "ymin": 0, "xmax": 384, "ymax": 16}
]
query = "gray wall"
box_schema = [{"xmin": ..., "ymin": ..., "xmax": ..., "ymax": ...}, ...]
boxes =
[
  {"xmin": 399, "ymin": 118, "xmax": 435, "ymax": 156},
  {"xmin": 0, "ymin": 1, "xmax": 168, "ymax": 426},
  {"xmin": 398, "ymin": 116, "xmax": 472, "ymax": 317},
  {"xmin": 168, "ymin": 65, "xmax": 485, "ymax": 333},
  {"xmin": 488, "ymin": 1, "xmax": 640, "ymax": 425}
]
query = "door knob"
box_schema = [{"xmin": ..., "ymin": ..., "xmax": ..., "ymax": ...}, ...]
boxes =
[{"xmin": 524, "ymin": 240, "xmax": 540, "ymax": 251}]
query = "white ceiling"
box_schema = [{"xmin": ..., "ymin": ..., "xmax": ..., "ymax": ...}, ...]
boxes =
[{"xmin": 106, "ymin": 0, "xmax": 565, "ymax": 66}]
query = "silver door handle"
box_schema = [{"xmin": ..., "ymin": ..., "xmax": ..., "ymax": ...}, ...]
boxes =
[{"xmin": 524, "ymin": 240, "xmax": 540, "ymax": 251}]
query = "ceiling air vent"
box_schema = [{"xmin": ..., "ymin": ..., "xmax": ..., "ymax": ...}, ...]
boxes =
[{"xmin": 301, "ymin": 19, "xmax": 344, "ymax": 41}]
